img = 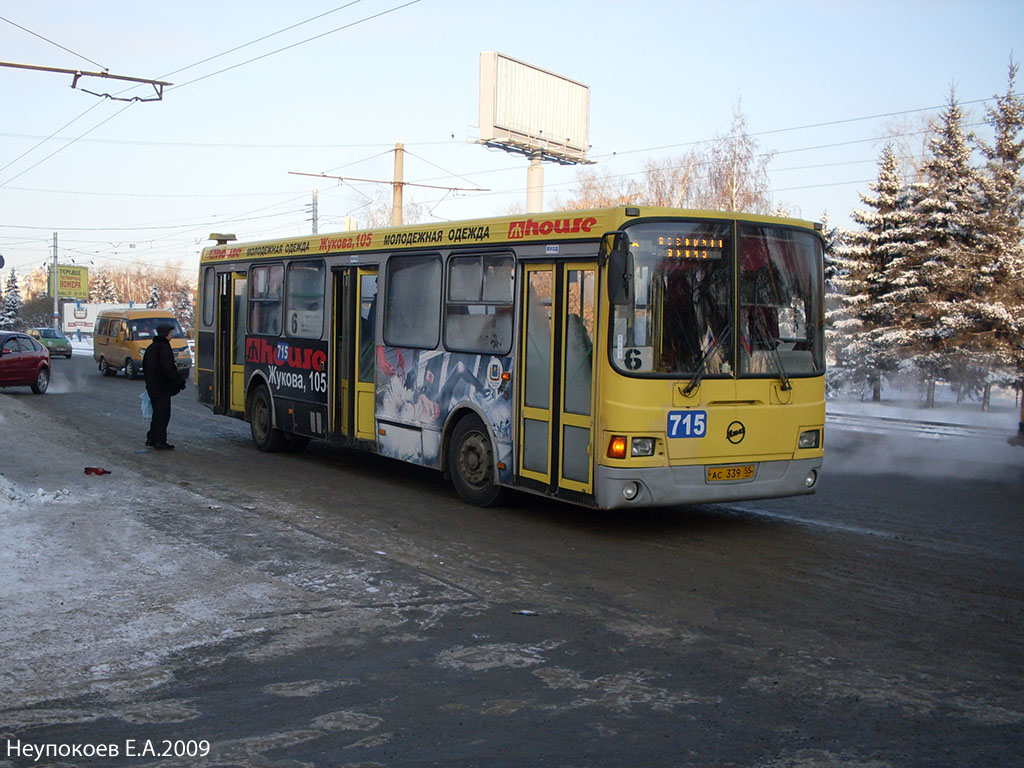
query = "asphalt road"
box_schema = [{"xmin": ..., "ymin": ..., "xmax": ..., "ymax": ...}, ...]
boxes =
[{"xmin": 1, "ymin": 354, "xmax": 1022, "ymax": 768}]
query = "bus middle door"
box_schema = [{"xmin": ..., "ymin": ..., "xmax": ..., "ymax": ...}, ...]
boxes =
[
  {"xmin": 519, "ymin": 262, "xmax": 597, "ymax": 497},
  {"xmin": 331, "ymin": 266, "xmax": 377, "ymax": 441}
]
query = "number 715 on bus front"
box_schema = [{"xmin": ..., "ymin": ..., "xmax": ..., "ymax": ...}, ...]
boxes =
[{"xmin": 667, "ymin": 410, "xmax": 707, "ymax": 439}]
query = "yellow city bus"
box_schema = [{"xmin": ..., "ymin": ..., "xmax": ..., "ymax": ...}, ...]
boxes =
[{"xmin": 197, "ymin": 206, "xmax": 825, "ymax": 509}]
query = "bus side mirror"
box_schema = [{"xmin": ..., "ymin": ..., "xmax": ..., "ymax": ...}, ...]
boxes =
[{"xmin": 602, "ymin": 232, "xmax": 633, "ymax": 306}]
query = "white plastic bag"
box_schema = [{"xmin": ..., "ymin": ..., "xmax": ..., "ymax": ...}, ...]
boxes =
[{"xmin": 140, "ymin": 391, "xmax": 153, "ymax": 420}]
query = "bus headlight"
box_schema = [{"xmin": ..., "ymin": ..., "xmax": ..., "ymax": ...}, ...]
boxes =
[
  {"xmin": 805, "ymin": 470, "xmax": 818, "ymax": 488},
  {"xmin": 631, "ymin": 437, "xmax": 655, "ymax": 457},
  {"xmin": 798, "ymin": 429, "xmax": 821, "ymax": 449},
  {"xmin": 622, "ymin": 481, "xmax": 640, "ymax": 501}
]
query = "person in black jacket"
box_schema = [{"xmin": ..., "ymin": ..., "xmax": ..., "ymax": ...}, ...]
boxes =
[{"xmin": 143, "ymin": 322, "xmax": 186, "ymax": 450}]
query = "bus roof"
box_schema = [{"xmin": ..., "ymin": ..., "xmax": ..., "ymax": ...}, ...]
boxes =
[{"xmin": 199, "ymin": 206, "xmax": 821, "ymax": 265}]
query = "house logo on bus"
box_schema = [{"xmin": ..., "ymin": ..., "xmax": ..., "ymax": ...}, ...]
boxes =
[
  {"xmin": 246, "ymin": 337, "xmax": 326, "ymax": 372},
  {"xmin": 507, "ymin": 216, "xmax": 598, "ymax": 240}
]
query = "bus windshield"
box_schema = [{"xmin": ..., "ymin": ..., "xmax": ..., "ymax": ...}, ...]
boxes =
[
  {"xmin": 612, "ymin": 220, "xmax": 733, "ymax": 376},
  {"xmin": 737, "ymin": 223, "xmax": 824, "ymax": 378},
  {"xmin": 611, "ymin": 220, "xmax": 824, "ymax": 378}
]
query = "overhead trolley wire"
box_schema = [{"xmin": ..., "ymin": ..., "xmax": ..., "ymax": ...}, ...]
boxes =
[
  {"xmin": 169, "ymin": 0, "xmax": 424, "ymax": 92},
  {"xmin": 0, "ymin": 14, "xmax": 107, "ymax": 70}
]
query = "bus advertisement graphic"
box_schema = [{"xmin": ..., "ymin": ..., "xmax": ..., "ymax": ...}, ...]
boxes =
[
  {"xmin": 246, "ymin": 336, "xmax": 328, "ymax": 403},
  {"xmin": 376, "ymin": 346, "xmax": 512, "ymax": 478}
]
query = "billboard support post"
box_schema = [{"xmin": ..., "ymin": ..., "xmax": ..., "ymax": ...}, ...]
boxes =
[{"xmin": 526, "ymin": 153, "xmax": 544, "ymax": 213}]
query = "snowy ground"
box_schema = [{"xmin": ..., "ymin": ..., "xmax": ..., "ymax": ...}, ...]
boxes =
[{"xmin": 0, "ymin": 352, "xmax": 1021, "ymax": 756}]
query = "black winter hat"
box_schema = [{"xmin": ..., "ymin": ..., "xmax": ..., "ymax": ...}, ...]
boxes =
[{"xmin": 156, "ymin": 323, "xmax": 174, "ymax": 336}]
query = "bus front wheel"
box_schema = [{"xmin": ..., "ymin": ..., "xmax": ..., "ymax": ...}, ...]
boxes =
[
  {"xmin": 448, "ymin": 414, "xmax": 507, "ymax": 507},
  {"xmin": 250, "ymin": 386, "xmax": 287, "ymax": 452}
]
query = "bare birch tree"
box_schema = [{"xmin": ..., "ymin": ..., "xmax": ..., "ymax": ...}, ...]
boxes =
[{"xmin": 556, "ymin": 103, "xmax": 775, "ymax": 213}]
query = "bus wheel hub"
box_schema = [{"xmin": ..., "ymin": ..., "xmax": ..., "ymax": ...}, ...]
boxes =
[{"xmin": 459, "ymin": 434, "xmax": 489, "ymax": 485}]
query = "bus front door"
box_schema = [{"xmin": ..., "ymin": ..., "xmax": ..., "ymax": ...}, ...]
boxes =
[
  {"xmin": 519, "ymin": 262, "xmax": 597, "ymax": 496},
  {"xmin": 215, "ymin": 271, "xmax": 247, "ymax": 413},
  {"xmin": 331, "ymin": 267, "xmax": 377, "ymax": 441}
]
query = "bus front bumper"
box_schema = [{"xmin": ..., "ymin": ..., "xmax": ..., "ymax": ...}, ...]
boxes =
[{"xmin": 595, "ymin": 457, "xmax": 823, "ymax": 510}]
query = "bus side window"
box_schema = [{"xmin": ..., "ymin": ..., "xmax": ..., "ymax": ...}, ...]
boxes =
[
  {"xmin": 384, "ymin": 254, "xmax": 441, "ymax": 349},
  {"xmin": 250, "ymin": 264, "xmax": 284, "ymax": 336},
  {"xmin": 444, "ymin": 253, "xmax": 513, "ymax": 355}
]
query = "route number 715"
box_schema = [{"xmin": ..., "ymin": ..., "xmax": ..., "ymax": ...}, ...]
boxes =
[{"xmin": 667, "ymin": 410, "xmax": 707, "ymax": 439}]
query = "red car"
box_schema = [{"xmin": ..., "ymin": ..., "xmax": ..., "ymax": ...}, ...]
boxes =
[{"xmin": 0, "ymin": 331, "xmax": 50, "ymax": 394}]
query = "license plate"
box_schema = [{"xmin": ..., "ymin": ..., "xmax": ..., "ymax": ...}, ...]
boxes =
[{"xmin": 706, "ymin": 464, "xmax": 756, "ymax": 482}]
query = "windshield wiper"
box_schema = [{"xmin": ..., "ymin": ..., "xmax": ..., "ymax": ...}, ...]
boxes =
[
  {"xmin": 750, "ymin": 313, "xmax": 791, "ymax": 391},
  {"xmin": 681, "ymin": 326, "xmax": 730, "ymax": 397}
]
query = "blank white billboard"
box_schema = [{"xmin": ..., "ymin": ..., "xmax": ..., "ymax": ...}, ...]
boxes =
[{"xmin": 479, "ymin": 52, "xmax": 590, "ymax": 162}]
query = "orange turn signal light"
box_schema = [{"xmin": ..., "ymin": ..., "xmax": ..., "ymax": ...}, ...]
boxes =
[{"xmin": 607, "ymin": 435, "xmax": 627, "ymax": 459}]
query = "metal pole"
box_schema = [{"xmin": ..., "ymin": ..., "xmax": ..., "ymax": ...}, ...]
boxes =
[
  {"xmin": 526, "ymin": 152, "xmax": 544, "ymax": 212},
  {"xmin": 52, "ymin": 232, "xmax": 59, "ymax": 329},
  {"xmin": 312, "ymin": 188, "xmax": 319, "ymax": 234},
  {"xmin": 392, "ymin": 142, "xmax": 404, "ymax": 226}
]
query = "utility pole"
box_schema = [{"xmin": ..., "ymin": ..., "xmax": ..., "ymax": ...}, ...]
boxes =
[
  {"xmin": 311, "ymin": 188, "xmax": 319, "ymax": 234},
  {"xmin": 288, "ymin": 143, "xmax": 487, "ymax": 227},
  {"xmin": 392, "ymin": 142, "xmax": 404, "ymax": 226},
  {"xmin": 51, "ymin": 232, "xmax": 59, "ymax": 330}
]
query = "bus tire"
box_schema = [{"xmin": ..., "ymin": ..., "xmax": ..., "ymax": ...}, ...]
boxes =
[
  {"xmin": 100, "ymin": 357, "xmax": 117, "ymax": 376},
  {"xmin": 448, "ymin": 414, "xmax": 507, "ymax": 507},
  {"xmin": 250, "ymin": 385, "xmax": 287, "ymax": 452},
  {"xmin": 125, "ymin": 358, "xmax": 139, "ymax": 378}
]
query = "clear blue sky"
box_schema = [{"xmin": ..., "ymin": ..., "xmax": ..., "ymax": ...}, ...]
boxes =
[{"xmin": 1, "ymin": 0, "xmax": 1021, "ymax": 280}]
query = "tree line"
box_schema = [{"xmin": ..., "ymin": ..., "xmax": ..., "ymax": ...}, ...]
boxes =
[
  {"xmin": 553, "ymin": 65, "xmax": 1022, "ymax": 409},
  {"xmin": 826, "ymin": 62, "xmax": 1023, "ymax": 408},
  {"xmin": 1, "ymin": 263, "xmax": 196, "ymax": 333}
]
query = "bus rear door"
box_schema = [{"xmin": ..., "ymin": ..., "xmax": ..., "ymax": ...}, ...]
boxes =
[{"xmin": 214, "ymin": 271, "xmax": 247, "ymax": 413}]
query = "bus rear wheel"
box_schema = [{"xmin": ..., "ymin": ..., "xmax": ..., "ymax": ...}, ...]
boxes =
[
  {"xmin": 250, "ymin": 385, "xmax": 287, "ymax": 452},
  {"xmin": 448, "ymin": 414, "xmax": 507, "ymax": 507}
]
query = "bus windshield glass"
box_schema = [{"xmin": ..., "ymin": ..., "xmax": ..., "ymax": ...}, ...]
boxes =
[
  {"xmin": 612, "ymin": 220, "xmax": 733, "ymax": 376},
  {"xmin": 737, "ymin": 223, "xmax": 824, "ymax": 378},
  {"xmin": 611, "ymin": 220, "xmax": 824, "ymax": 378}
]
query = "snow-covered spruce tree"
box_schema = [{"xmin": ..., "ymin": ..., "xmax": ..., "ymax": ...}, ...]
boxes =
[
  {"xmin": 89, "ymin": 270, "xmax": 119, "ymax": 303},
  {"xmin": 822, "ymin": 211, "xmax": 852, "ymax": 393},
  {"xmin": 891, "ymin": 89, "xmax": 990, "ymax": 407},
  {"xmin": 1, "ymin": 269, "xmax": 24, "ymax": 329},
  {"xmin": 829, "ymin": 146, "xmax": 913, "ymax": 400},
  {"xmin": 146, "ymin": 283, "xmax": 160, "ymax": 309},
  {"xmin": 173, "ymin": 287, "xmax": 194, "ymax": 334},
  {"xmin": 976, "ymin": 59, "xmax": 1024, "ymax": 409}
]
